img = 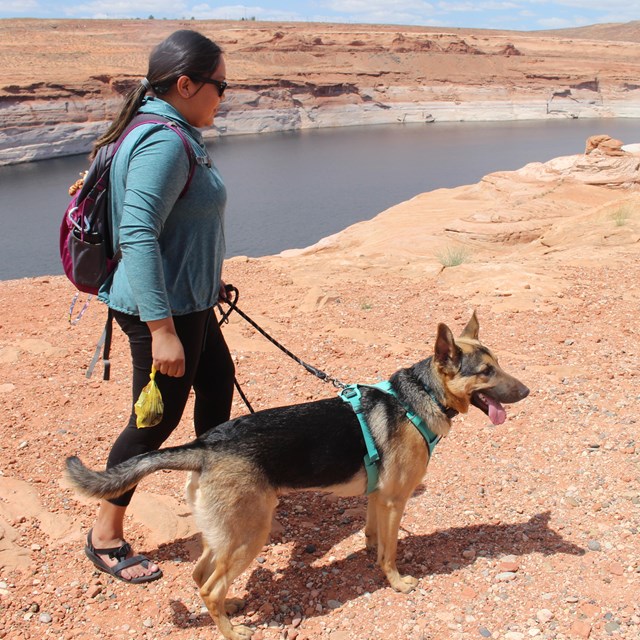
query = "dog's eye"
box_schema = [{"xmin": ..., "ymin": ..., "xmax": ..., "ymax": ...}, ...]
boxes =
[{"xmin": 480, "ymin": 365, "xmax": 494, "ymax": 376}]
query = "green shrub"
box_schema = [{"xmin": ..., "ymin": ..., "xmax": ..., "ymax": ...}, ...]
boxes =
[
  {"xmin": 435, "ymin": 246, "xmax": 470, "ymax": 267},
  {"xmin": 610, "ymin": 205, "xmax": 632, "ymax": 226}
]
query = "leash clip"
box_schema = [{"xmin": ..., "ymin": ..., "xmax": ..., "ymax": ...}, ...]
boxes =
[{"xmin": 339, "ymin": 385, "xmax": 359, "ymax": 401}]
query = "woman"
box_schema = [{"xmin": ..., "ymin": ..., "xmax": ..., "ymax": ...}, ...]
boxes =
[{"xmin": 84, "ymin": 30, "xmax": 235, "ymax": 583}]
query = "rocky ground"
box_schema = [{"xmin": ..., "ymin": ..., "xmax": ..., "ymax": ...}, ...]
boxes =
[{"xmin": 0, "ymin": 144, "xmax": 639, "ymax": 640}]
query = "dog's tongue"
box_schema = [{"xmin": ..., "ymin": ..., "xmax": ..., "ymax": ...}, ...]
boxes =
[{"xmin": 487, "ymin": 397, "xmax": 507, "ymax": 425}]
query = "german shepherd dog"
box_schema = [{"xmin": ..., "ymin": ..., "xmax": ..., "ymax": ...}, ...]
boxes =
[{"xmin": 65, "ymin": 312, "xmax": 528, "ymax": 640}]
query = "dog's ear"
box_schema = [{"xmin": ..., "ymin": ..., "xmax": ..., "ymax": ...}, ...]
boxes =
[
  {"xmin": 434, "ymin": 322, "xmax": 462, "ymax": 370},
  {"xmin": 459, "ymin": 310, "xmax": 479, "ymax": 340}
]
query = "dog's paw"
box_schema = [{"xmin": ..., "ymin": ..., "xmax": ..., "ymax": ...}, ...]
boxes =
[
  {"xmin": 392, "ymin": 574, "xmax": 419, "ymax": 593},
  {"xmin": 364, "ymin": 532, "xmax": 377, "ymax": 551},
  {"xmin": 225, "ymin": 598, "xmax": 246, "ymax": 615},
  {"xmin": 229, "ymin": 623, "xmax": 254, "ymax": 640}
]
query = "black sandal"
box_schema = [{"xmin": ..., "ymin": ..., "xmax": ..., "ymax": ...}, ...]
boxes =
[{"xmin": 84, "ymin": 529, "xmax": 163, "ymax": 584}]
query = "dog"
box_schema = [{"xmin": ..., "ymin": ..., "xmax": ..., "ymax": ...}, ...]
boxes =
[{"xmin": 65, "ymin": 312, "xmax": 529, "ymax": 640}]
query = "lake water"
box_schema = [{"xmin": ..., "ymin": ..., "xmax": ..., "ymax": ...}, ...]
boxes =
[{"xmin": 1, "ymin": 118, "xmax": 639, "ymax": 281}]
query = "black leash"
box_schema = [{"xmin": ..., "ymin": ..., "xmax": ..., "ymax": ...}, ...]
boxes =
[{"xmin": 216, "ymin": 285, "xmax": 346, "ymax": 413}]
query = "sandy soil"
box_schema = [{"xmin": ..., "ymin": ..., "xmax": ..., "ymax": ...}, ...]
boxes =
[{"xmin": 1, "ymin": 142, "xmax": 639, "ymax": 640}]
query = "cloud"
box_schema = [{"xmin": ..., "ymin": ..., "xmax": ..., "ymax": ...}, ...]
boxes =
[
  {"xmin": 535, "ymin": 0, "xmax": 640, "ymax": 8},
  {"xmin": 318, "ymin": 0, "xmax": 441, "ymax": 25},
  {"xmin": 1, "ymin": 0, "xmax": 39, "ymax": 13},
  {"xmin": 435, "ymin": 1, "xmax": 520, "ymax": 12},
  {"xmin": 190, "ymin": 4, "xmax": 303, "ymax": 21},
  {"xmin": 318, "ymin": 0, "xmax": 531, "ymax": 27},
  {"xmin": 61, "ymin": 0, "xmax": 188, "ymax": 18},
  {"xmin": 323, "ymin": 0, "xmax": 433, "ymax": 12}
]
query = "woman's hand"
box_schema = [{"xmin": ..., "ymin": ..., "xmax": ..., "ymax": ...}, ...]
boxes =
[
  {"xmin": 147, "ymin": 317, "xmax": 185, "ymax": 377},
  {"xmin": 218, "ymin": 280, "xmax": 231, "ymax": 303}
]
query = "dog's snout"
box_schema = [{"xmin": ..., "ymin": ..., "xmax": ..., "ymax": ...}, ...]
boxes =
[{"xmin": 493, "ymin": 377, "xmax": 530, "ymax": 403}]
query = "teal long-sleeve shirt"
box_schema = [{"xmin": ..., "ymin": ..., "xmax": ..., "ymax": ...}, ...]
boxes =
[{"xmin": 98, "ymin": 98, "xmax": 226, "ymax": 321}]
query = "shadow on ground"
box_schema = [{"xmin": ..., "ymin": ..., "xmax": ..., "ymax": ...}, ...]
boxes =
[{"xmin": 163, "ymin": 509, "xmax": 583, "ymax": 631}]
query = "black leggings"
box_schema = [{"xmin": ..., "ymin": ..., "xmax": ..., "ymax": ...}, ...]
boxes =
[{"xmin": 106, "ymin": 308, "xmax": 235, "ymax": 506}]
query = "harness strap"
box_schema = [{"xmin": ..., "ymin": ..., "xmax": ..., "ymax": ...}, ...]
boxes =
[
  {"xmin": 373, "ymin": 381, "xmax": 441, "ymax": 456},
  {"xmin": 340, "ymin": 385, "xmax": 380, "ymax": 495},
  {"xmin": 340, "ymin": 381, "xmax": 443, "ymax": 494}
]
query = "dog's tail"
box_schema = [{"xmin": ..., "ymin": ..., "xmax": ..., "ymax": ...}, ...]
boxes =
[{"xmin": 65, "ymin": 442, "xmax": 204, "ymax": 501}]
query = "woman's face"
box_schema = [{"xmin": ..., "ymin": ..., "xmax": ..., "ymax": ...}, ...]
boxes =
[{"xmin": 184, "ymin": 55, "xmax": 227, "ymax": 128}]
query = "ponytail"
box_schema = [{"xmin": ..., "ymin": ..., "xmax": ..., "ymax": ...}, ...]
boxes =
[{"xmin": 90, "ymin": 81, "xmax": 149, "ymax": 160}]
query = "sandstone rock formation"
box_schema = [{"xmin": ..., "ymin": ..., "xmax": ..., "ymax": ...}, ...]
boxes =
[
  {"xmin": 2, "ymin": 19, "xmax": 640, "ymax": 164},
  {"xmin": 585, "ymin": 134, "xmax": 626, "ymax": 156}
]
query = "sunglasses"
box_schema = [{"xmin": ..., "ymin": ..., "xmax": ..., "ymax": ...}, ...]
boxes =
[{"xmin": 191, "ymin": 76, "xmax": 228, "ymax": 97}]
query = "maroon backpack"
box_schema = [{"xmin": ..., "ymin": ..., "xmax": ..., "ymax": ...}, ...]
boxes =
[{"xmin": 60, "ymin": 115, "xmax": 196, "ymax": 295}]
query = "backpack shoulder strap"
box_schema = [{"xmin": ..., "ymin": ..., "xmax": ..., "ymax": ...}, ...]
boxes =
[
  {"xmin": 121, "ymin": 115, "xmax": 197, "ymax": 198},
  {"xmin": 86, "ymin": 308, "xmax": 114, "ymax": 380}
]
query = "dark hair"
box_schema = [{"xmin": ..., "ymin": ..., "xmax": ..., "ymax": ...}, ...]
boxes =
[{"xmin": 91, "ymin": 30, "xmax": 222, "ymax": 158}]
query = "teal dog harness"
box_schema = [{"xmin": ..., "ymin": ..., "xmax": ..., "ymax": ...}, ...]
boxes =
[{"xmin": 339, "ymin": 381, "xmax": 442, "ymax": 494}]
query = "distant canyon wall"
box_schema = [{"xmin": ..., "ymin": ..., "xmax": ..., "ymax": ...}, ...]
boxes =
[
  {"xmin": 3, "ymin": 84, "xmax": 640, "ymax": 166},
  {"xmin": 2, "ymin": 20, "xmax": 640, "ymax": 166}
]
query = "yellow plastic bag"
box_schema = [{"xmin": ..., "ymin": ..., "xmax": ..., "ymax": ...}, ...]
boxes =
[{"xmin": 134, "ymin": 366, "xmax": 164, "ymax": 428}]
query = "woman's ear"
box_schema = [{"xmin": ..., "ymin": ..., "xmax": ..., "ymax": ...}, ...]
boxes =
[{"xmin": 175, "ymin": 75, "xmax": 192, "ymax": 98}]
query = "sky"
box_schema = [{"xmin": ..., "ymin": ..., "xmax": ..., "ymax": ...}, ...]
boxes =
[{"xmin": 0, "ymin": 0, "xmax": 638, "ymax": 32}]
